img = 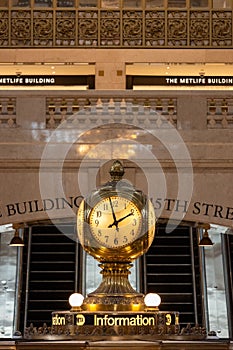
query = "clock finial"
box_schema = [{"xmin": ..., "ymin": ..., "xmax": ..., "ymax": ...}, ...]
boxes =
[{"xmin": 109, "ymin": 160, "xmax": 125, "ymax": 181}]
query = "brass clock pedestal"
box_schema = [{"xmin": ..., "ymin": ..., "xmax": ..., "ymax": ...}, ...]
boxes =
[{"xmin": 82, "ymin": 261, "xmax": 145, "ymax": 312}]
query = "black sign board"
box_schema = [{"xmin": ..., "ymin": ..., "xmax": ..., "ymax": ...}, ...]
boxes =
[
  {"xmin": 0, "ymin": 75, "xmax": 95, "ymax": 88},
  {"xmin": 126, "ymin": 75, "xmax": 233, "ymax": 88}
]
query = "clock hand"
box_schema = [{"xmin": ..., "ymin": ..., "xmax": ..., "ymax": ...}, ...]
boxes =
[
  {"xmin": 109, "ymin": 197, "xmax": 117, "ymax": 221},
  {"xmin": 116, "ymin": 212, "xmax": 133, "ymax": 224},
  {"xmin": 108, "ymin": 212, "xmax": 133, "ymax": 228},
  {"xmin": 108, "ymin": 197, "xmax": 119, "ymax": 231}
]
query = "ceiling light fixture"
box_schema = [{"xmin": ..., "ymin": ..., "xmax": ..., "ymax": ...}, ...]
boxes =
[
  {"xmin": 199, "ymin": 224, "xmax": 213, "ymax": 247},
  {"xmin": 9, "ymin": 224, "xmax": 24, "ymax": 247}
]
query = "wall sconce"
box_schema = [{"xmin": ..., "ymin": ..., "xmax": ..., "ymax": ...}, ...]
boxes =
[
  {"xmin": 9, "ymin": 224, "xmax": 24, "ymax": 247},
  {"xmin": 199, "ymin": 224, "xmax": 213, "ymax": 247}
]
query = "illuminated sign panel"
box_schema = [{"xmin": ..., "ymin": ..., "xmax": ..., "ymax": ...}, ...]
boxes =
[{"xmin": 51, "ymin": 312, "xmax": 179, "ymax": 327}]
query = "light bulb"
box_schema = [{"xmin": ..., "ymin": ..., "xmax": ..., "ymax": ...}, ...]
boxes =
[
  {"xmin": 144, "ymin": 293, "xmax": 161, "ymax": 309},
  {"xmin": 69, "ymin": 293, "xmax": 84, "ymax": 311}
]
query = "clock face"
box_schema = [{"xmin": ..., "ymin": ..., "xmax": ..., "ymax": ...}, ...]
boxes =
[{"xmin": 89, "ymin": 196, "xmax": 142, "ymax": 249}]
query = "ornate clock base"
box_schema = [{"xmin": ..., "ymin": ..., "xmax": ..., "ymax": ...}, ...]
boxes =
[
  {"xmin": 82, "ymin": 261, "xmax": 145, "ymax": 312},
  {"xmin": 49, "ymin": 310, "xmax": 182, "ymax": 339}
]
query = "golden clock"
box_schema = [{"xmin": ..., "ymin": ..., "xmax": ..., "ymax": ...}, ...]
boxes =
[{"xmin": 77, "ymin": 160, "xmax": 156, "ymax": 311}]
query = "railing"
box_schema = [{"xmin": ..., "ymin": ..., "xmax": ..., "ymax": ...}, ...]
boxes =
[
  {"xmin": 45, "ymin": 97, "xmax": 177, "ymax": 128},
  {"xmin": 0, "ymin": 98, "xmax": 17, "ymax": 127},
  {"xmin": 0, "ymin": 8, "xmax": 232, "ymax": 47},
  {"xmin": 207, "ymin": 98, "xmax": 233, "ymax": 129},
  {"xmin": 1, "ymin": 91, "xmax": 233, "ymax": 130}
]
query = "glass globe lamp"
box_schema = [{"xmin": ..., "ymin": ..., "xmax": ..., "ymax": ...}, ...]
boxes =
[
  {"xmin": 69, "ymin": 293, "xmax": 84, "ymax": 311},
  {"xmin": 144, "ymin": 293, "xmax": 161, "ymax": 311}
]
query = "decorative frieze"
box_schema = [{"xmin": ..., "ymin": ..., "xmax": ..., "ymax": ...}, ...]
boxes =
[
  {"xmin": 100, "ymin": 11, "xmax": 120, "ymax": 46},
  {"xmin": 78, "ymin": 11, "xmax": 98, "ymax": 46},
  {"xmin": 190, "ymin": 11, "xmax": 209, "ymax": 47},
  {"xmin": 122, "ymin": 11, "xmax": 142, "ymax": 46},
  {"xmin": 145, "ymin": 11, "xmax": 165, "ymax": 47},
  {"xmin": 11, "ymin": 10, "xmax": 31, "ymax": 46},
  {"xmin": 167, "ymin": 11, "xmax": 187, "ymax": 47},
  {"xmin": 33, "ymin": 10, "xmax": 53, "ymax": 46},
  {"xmin": 0, "ymin": 9, "xmax": 233, "ymax": 47},
  {"xmin": 212, "ymin": 11, "xmax": 232, "ymax": 47},
  {"xmin": 56, "ymin": 11, "xmax": 76, "ymax": 46},
  {"xmin": 0, "ymin": 11, "xmax": 9, "ymax": 46}
]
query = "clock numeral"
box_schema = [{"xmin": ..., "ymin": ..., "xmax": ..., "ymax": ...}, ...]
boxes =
[
  {"xmin": 98, "ymin": 229, "xmax": 102, "ymax": 236},
  {"xmin": 114, "ymin": 238, "xmax": 118, "ymax": 245},
  {"xmin": 105, "ymin": 236, "xmax": 109, "ymax": 243},
  {"xmin": 112, "ymin": 200, "xmax": 118, "ymax": 207},
  {"xmin": 96, "ymin": 211, "xmax": 102, "ymax": 217},
  {"xmin": 131, "ymin": 208, "xmax": 134, "ymax": 214},
  {"xmin": 123, "ymin": 236, "xmax": 128, "ymax": 244},
  {"xmin": 131, "ymin": 229, "xmax": 135, "ymax": 236},
  {"xmin": 95, "ymin": 219, "xmax": 99, "ymax": 227},
  {"xmin": 132, "ymin": 218, "xmax": 137, "ymax": 226},
  {"xmin": 103, "ymin": 204, "xmax": 108, "ymax": 210}
]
